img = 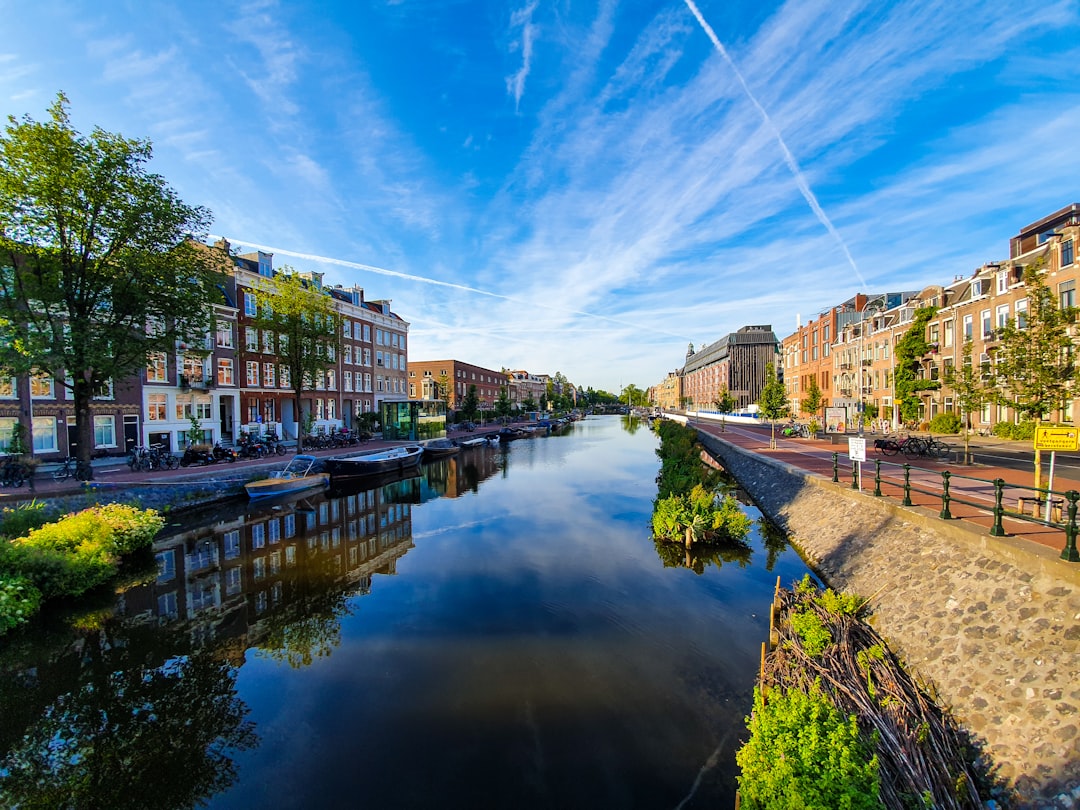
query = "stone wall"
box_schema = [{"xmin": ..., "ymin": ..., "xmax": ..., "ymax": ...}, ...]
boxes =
[{"xmin": 697, "ymin": 431, "xmax": 1080, "ymax": 809}]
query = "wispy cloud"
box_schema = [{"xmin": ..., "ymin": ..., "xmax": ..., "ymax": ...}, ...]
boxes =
[{"xmin": 505, "ymin": 1, "xmax": 538, "ymax": 112}]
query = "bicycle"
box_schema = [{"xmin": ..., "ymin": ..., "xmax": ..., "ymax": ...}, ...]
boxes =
[
  {"xmin": 52, "ymin": 456, "xmax": 92, "ymax": 482},
  {"xmin": 0, "ymin": 456, "xmax": 34, "ymax": 488}
]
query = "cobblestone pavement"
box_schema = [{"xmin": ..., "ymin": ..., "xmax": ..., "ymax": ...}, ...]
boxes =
[{"xmin": 692, "ymin": 421, "xmax": 1080, "ymax": 809}]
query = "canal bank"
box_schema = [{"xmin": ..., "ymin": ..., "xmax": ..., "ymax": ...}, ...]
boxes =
[{"xmin": 695, "ymin": 430, "xmax": 1080, "ymax": 809}]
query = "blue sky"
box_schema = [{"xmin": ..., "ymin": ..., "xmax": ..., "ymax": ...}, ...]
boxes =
[{"xmin": 1, "ymin": 0, "xmax": 1078, "ymax": 394}]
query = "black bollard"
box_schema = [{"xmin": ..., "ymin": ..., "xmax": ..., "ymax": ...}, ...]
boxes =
[
  {"xmin": 990, "ymin": 479, "xmax": 1006, "ymax": 537},
  {"xmin": 939, "ymin": 470, "xmax": 952, "ymax": 520}
]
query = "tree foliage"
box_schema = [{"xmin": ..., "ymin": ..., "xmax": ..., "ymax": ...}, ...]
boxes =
[
  {"xmin": 0, "ymin": 93, "xmax": 218, "ymax": 478},
  {"xmin": 714, "ymin": 384, "xmax": 736, "ymax": 413},
  {"xmin": 249, "ymin": 267, "xmax": 340, "ymax": 436},
  {"xmin": 992, "ymin": 262, "xmax": 1076, "ymax": 420},
  {"xmin": 893, "ymin": 306, "xmax": 939, "ymax": 423},
  {"xmin": 459, "ymin": 384, "xmax": 480, "ymax": 421},
  {"xmin": 802, "ymin": 374, "xmax": 824, "ymax": 417}
]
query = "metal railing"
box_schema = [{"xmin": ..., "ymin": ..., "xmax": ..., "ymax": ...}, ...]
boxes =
[{"xmin": 830, "ymin": 452, "xmax": 1080, "ymax": 563}]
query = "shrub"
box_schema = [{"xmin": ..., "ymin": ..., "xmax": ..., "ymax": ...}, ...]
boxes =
[
  {"xmin": 992, "ymin": 421, "xmax": 1036, "ymax": 440},
  {"xmin": 927, "ymin": 412, "xmax": 962, "ymax": 434},
  {"xmin": 0, "ymin": 505, "xmax": 164, "ymax": 600},
  {"xmin": 0, "ymin": 501, "xmax": 55, "ymax": 540},
  {"xmin": 790, "ymin": 608, "xmax": 832, "ymax": 657},
  {"xmin": 736, "ymin": 684, "xmax": 883, "ymax": 810},
  {"xmin": 0, "ymin": 574, "xmax": 41, "ymax": 635}
]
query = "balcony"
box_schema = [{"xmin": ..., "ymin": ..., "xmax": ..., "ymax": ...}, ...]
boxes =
[
  {"xmin": 180, "ymin": 375, "xmax": 213, "ymax": 390},
  {"xmin": 982, "ymin": 330, "xmax": 1000, "ymax": 343}
]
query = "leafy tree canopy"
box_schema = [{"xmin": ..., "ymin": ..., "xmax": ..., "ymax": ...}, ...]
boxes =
[{"xmin": 0, "ymin": 92, "xmax": 218, "ymax": 477}]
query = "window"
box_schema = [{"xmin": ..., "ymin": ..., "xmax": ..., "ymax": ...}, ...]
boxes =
[
  {"xmin": 963, "ymin": 314, "xmax": 973, "ymax": 341},
  {"xmin": 943, "ymin": 320, "xmax": 954, "ymax": 348},
  {"xmin": 246, "ymin": 361, "xmax": 259, "ymax": 386},
  {"xmin": 343, "ymin": 320, "xmax": 351, "ymax": 337},
  {"xmin": 244, "ymin": 291, "xmax": 257, "ymax": 316},
  {"xmin": 980, "ymin": 310, "xmax": 991, "ymax": 339},
  {"xmin": 0, "ymin": 376, "xmax": 14, "ymax": 399},
  {"xmin": 263, "ymin": 331, "xmax": 275, "ymax": 353},
  {"xmin": 995, "ymin": 305, "xmax": 1009, "ymax": 331},
  {"xmin": 156, "ymin": 550, "xmax": 176, "ymax": 583},
  {"xmin": 364, "ymin": 373, "xmax": 372, "ymax": 392},
  {"xmin": 362, "ymin": 348, "xmax": 371, "ymax": 366},
  {"xmin": 1060, "ymin": 279, "xmax": 1076, "ymax": 311},
  {"xmin": 344, "ymin": 346, "xmax": 353, "ymax": 365},
  {"xmin": 183, "ymin": 355, "xmax": 205, "ymax": 383},
  {"xmin": 327, "ymin": 370, "xmax": 336, "ymax": 391},
  {"xmin": 245, "ymin": 327, "xmax": 258, "ymax": 351},
  {"xmin": 93, "ymin": 415, "xmax": 115, "ymax": 448},
  {"xmin": 31, "ymin": 416, "xmax": 57, "ymax": 452},
  {"xmin": 376, "ymin": 351, "xmax": 383, "ymax": 367},
  {"xmin": 997, "ymin": 271, "xmax": 1009, "ymax": 294},
  {"xmin": 147, "ymin": 353, "xmax": 167, "ymax": 383},
  {"xmin": 1016, "ymin": 299, "xmax": 1028, "ymax": 330},
  {"xmin": 280, "ymin": 367, "xmax": 291, "ymax": 388},
  {"xmin": 216, "ymin": 320, "xmax": 234, "ymax": 348},
  {"xmin": 1062, "ymin": 239, "xmax": 1074, "ymax": 267},
  {"xmin": 148, "ymin": 393, "xmax": 167, "ymax": 421},
  {"xmin": 217, "ymin": 359, "xmax": 234, "ymax": 386},
  {"xmin": 263, "ymin": 363, "xmax": 276, "ymax": 387}
]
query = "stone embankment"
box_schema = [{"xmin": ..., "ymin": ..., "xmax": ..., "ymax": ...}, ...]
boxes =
[{"xmin": 697, "ymin": 433, "xmax": 1080, "ymax": 810}]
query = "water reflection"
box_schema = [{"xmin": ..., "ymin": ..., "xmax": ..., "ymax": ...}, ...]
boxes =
[{"xmin": 0, "ymin": 420, "xmax": 812, "ymax": 809}]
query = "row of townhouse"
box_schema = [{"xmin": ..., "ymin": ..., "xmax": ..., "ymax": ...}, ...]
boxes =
[
  {"xmin": 406, "ymin": 360, "xmax": 558, "ymax": 414},
  {"xmin": 783, "ymin": 203, "xmax": 1080, "ymax": 429},
  {"xmin": 0, "ymin": 238, "xmax": 410, "ymax": 458}
]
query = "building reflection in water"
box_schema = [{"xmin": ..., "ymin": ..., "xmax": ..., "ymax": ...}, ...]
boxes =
[
  {"xmin": 0, "ymin": 447, "xmax": 508, "ymax": 809},
  {"xmin": 123, "ymin": 443, "xmax": 502, "ymax": 647}
]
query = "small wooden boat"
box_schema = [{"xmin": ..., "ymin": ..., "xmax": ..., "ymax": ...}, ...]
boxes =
[
  {"xmin": 244, "ymin": 454, "xmax": 329, "ymax": 500},
  {"xmin": 421, "ymin": 438, "xmax": 461, "ymax": 460},
  {"xmin": 457, "ymin": 435, "xmax": 497, "ymax": 448},
  {"xmin": 324, "ymin": 445, "xmax": 424, "ymax": 479}
]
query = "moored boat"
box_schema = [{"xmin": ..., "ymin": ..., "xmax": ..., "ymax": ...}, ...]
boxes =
[
  {"xmin": 421, "ymin": 438, "xmax": 461, "ymax": 460},
  {"xmin": 244, "ymin": 454, "xmax": 329, "ymax": 500},
  {"xmin": 324, "ymin": 445, "xmax": 424, "ymax": 479}
]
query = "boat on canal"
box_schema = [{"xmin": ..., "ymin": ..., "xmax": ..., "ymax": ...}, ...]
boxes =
[
  {"xmin": 323, "ymin": 444, "xmax": 424, "ymax": 480},
  {"xmin": 244, "ymin": 454, "xmax": 329, "ymax": 500},
  {"xmin": 421, "ymin": 438, "xmax": 461, "ymax": 460}
]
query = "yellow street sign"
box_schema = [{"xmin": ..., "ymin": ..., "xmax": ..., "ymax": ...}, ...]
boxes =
[{"xmin": 1034, "ymin": 425, "xmax": 1080, "ymax": 452}]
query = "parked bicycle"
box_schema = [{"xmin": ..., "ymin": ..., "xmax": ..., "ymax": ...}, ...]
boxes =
[
  {"xmin": 874, "ymin": 434, "xmax": 950, "ymax": 460},
  {"xmin": 780, "ymin": 421, "xmax": 811, "ymax": 438},
  {"xmin": 127, "ymin": 444, "xmax": 180, "ymax": 472},
  {"xmin": 52, "ymin": 456, "xmax": 92, "ymax": 482},
  {"xmin": 0, "ymin": 456, "xmax": 34, "ymax": 488}
]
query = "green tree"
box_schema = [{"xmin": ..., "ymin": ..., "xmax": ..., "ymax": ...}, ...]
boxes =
[
  {"xmin": 250, "ymin": 268, "xmax": 340, "ymax": 444},
  {"xmin": 943, "ymin": 340, "xmax": 987, "ymax": 465},
  {"xmin": 756, "ymin": 363, "xmax": 789, "ymax": 448},
  {"xmin": 620, "ymin": 383, "xmax": 646, "ymax": 408},
  {"xmin": 992, "ymin": 262, "xmax": 1076, "ymax": 420},
  {"xmin": 714, "ymin": 385, "xmax": 736, "ymax": 413},
  {"xmin": 522, "ymin": 394, "xmax": 538, "ymax": 413},
  {"xmin": 0, "ymin": 93, "xmax": 218, "ymax": 479},
  {"xmin": 992, "ymin": 262, "xmax": 1077, "ymax": 489},
  {"xmin": 494, "ymin": 385, "xmax": 512, "ymax": 420},
  {"xmin": 801, "ymin": 375, "xmax": 823, "ymax": 419},
  {"xmin": 893, "ymin": 306, "xmax": 940, "ymax": 425},
  {"xmin": 460, "ymin": 384, "xmax": 480, "ymax": 422},
  {"xmin": 436, "ymin": 372, "xmax": 450, "ymax": 403}
]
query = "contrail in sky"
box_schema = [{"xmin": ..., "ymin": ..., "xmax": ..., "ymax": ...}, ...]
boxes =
[
  {"xmin": 209, "ymin": 236, "xmax": 695, "ymax": 340},
  {"xmin": 682, "ymin": 0, "xmax": 867, "ymax": 288}
]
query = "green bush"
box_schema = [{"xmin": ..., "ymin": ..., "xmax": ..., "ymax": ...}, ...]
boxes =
[
  {"xmin": 927, "ymin": 412, "xmax": 962, "ymax": 434},
  {"xmin": 0, "ymin": 505, "xmax": 164, "ymax": 602},
  {"xmin": 0, "ymin": 500, "xmax": 55, "ymax": 540},
  {"xmin": 991, "ymin": 421, "xmax": 1036, "ymax": 440},
  {"xmin": 737, "ymin": 684, "xmax": 883, "ymax": 810},
  {"xmin": 0, "ymin": 574, "xmax": 41, "ymax": 634},
  {"xmin": 652, "ymin": 484, "xmax": 752, "ymax": 544}
]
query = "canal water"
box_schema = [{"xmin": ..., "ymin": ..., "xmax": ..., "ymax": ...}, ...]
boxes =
[{"xmin": 0, "ymin": 416, "xmax": 814, "ymax": 809}]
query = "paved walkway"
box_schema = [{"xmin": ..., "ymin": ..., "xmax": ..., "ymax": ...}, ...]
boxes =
[
  {"xmin": 690, "ymin": 418, "xmax": 1080, "ymax": 808},
  {"xmin": 691, "ymin": 420, "xmax": 1080, "ymax": 565},
  {"xmin": 0, "ymin": 426, "xmax": 512, "ymax": 505}
]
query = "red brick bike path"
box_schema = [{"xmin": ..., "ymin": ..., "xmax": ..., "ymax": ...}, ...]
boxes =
[{"xmin": 690, "ymin": 420, "xmax": 1080, "ymax": 561}]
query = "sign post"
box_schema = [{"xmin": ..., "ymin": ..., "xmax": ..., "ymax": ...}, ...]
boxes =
[
  {"xmin": 1034, "ymin": 426, "xmax": 1079, "ymax": 522},
  {"xmin": 848, "ymin": 436, "xmax": 866, "ymax": 492}
]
